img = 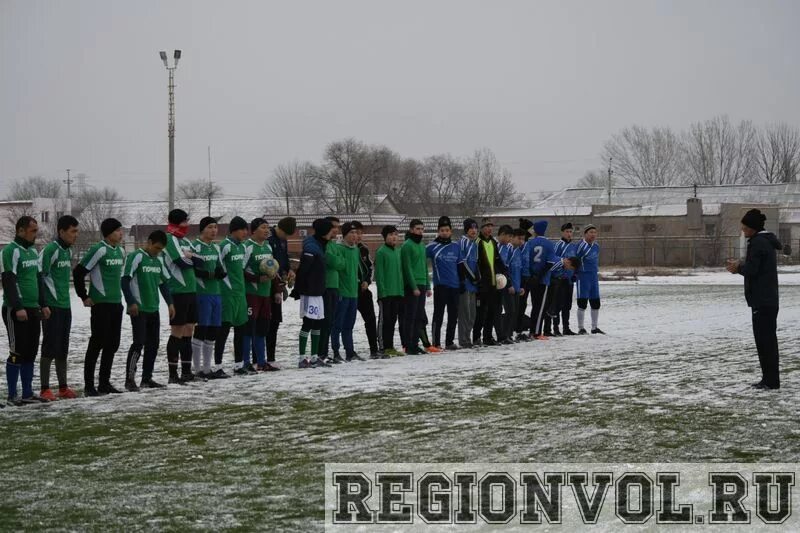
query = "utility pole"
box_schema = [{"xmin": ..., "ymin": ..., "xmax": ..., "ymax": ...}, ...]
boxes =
[
  {"xmin": 207, "ymin": 145, "xmax": 212, "ymax": 216},
  {"xmin": 63, "ymin": 168, "xmax": 74, "ymax": 215},
  {"xmin": 607, "ymin": 157, "xmax": 613, "ymax": 205},
  {"xmin": 159, "ymin": 50, "xmax": 182, "ymax": 210}
]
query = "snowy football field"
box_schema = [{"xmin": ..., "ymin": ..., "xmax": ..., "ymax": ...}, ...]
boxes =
[{"xmin": 0, "ymin": 270, "xmax": 798, "ymax": 531}]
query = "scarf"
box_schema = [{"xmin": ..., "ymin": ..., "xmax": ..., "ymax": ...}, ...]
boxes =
[{"xmin": 167, "ymin": 223, "xmax": 188, "ymax": 239}]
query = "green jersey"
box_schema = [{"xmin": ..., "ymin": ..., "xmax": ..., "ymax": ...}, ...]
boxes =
[
  {"xmin": 1, "ymin": 238, "xmax": 41, "ymax": 309},
  {"xmin": 325, "ymin": 240, "xmax": 346, "ymax": 289},
  {"xmin": 123, "ymin": 248, "xmax": 170, "ymax": 313},
  {"xmin": 193, "ymin": 239, "xmax": 222, "ymax": 296},
  {"xmin": 338, "ymin": 243, "xmax": 360, "ymax": 298},
  {"xmin": 164, "ymin": 233, "xmax": 197, "ymax": 294},
  {"xmin": 401, "ymin": 236, "xmax": 430, "ymax": 290},
  {"xmin": 79, "ymin": 240, "xmax": 125, "ymax": 304},
  {"xmin": 219, "ymin": 236, "xmax": 246, "ymax": 297},
  {"xmin": 375, "ymin": 244, "xmax": 404, "ymax": 299},
  {"xmin": 243, "ymin": 238, "xmax": 273, "ymax": 297},
  {"xmin": 39, "ymin": 239, "xmax": 73, "ymax": 309}
]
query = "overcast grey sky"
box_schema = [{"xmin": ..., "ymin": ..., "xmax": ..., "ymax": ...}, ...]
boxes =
[{"xmin": 2, "ymin": 0, "xmax": 799, "ymax": 200}]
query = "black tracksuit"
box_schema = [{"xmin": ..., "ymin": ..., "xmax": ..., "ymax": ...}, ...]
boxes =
[
  {"xmin": 737, "ymin": 231, "xmax": 782, "ymax": 388},
  {"xmin": 357, "ymin": 243, "xmax": 378, "ymax": 354},
  {"xmin": 266, "ymin": 233, "xmax": 289, "ymax": 363},
  {"xmin": 473, "ymin": 235, "xmax": 508, "ymax": 344}
]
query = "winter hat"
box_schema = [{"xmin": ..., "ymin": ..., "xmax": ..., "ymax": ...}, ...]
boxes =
[
  {"xmin": 560, "ymin": 222, "xmax": 573, "ymax": 232},
  {"xmin": 480, "ymin": 217, "xmax": 494, "ymax": 228},
  {"xmin": 313, "ymin": 218, "xmax": 333, "ymax": 237},
  {"xmin": 438, "ymin": 216, "xmax": 452, "ymax": 229},
  {"xmin": 350, "ymin": 220, "xmax": 364, "ymax": 230},
  {"xmin": 228, "ymin": 216, "xmax": 248, "ymax": 233},
  {"xmin": 250, "ymin": 217, "xmax": 268, "ymax": 233},
  {"xmin": 100, "ymin": 218, "xmax": 122, "ymax": 237},
  {"xmin": 168, "ymin": 209, "xmax": 189, "ymax": 225},
  {"xmin": 341, "ymin": 222, "xmax": 357, "ymax": 237},
  {"xmin": 533, "ymin": 220, "xmax": 548, "ymax": 236},
  {"xmin": 519, "ymin": 218, "xmax": 533, "ymax": 232},
  {"xmin": 583, "ymin": 224, "xmax": 597, "ymax": 234},
  {"xmin": 741, "ymin": 209, "xmax": 766, "ymax": 232},
  {"xmin": 381, "ymin": 225, "xmax": 398, "ymax": 239},
  {"xmin": 277, "ymin": 216, "xmax": 297, "ymax": 236},
  {"xmin": 463, "ymin": 218, "xmax": 478, "ymax": 232},
  {"xmin": 199, "ymin": 216, "xmax": 217, "ymax": 232}
]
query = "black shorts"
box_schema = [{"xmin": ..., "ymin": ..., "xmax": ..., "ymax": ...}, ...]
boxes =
[
  {"xmin": 2, "ymin": 306, "xmax": 42, "ymax": 362},
  {"xmin": 170, "ymin": 292, "xmax": 198, "ymax": 326},
  {"xmin": 42, "ymin": 307, "xmax": 72, "ymax": 360}
]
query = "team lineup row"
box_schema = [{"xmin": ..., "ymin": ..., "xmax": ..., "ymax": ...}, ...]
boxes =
[{"xmin": 0, "ymin": 211, "xmax": 602, "ymax": 406}]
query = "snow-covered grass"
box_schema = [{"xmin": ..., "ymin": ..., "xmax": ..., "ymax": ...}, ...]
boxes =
[{"xmin": 0, "ymin": 270, "xmax": 798, "ymax": 531}]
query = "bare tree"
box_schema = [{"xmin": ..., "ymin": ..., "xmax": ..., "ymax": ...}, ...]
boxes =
[
  {"xmin": 74, "ymin": 187, "xmax": 124, "ymax": 242},
  {"xmin": 176, "ymin": 179, "xmax": 224, "ymax": 201},
  {"xmin": 318, "ymin": 138, "xmax": 390, "ymax": 213},
  {"xmin": 755, "ymin": 122, "xmax": 800, "ymax": 184},
  {"xmin": 681, "ymin": 115, "xmax": 757, "ymax": 185},
  {"xmin": 6, "ymin": 176, "xmax": 63, "ymax": 200},
  {"xmin": 416, "ymin": 154, "xmax": 464, "ymax": 215},
  {"xmin": 576, "ymin": 168, "xmax": 615, "ymax": 188},
  {"xmin": 262, "ymin": 160, "xmax": 324, "ymax": 214},
  {"xmin": 460, "ymin": 148, "xmax": 517, "ymax": 214},
  {"xmin": 602, "ymin": 125, "xmax": 683, "ymax": 187}
]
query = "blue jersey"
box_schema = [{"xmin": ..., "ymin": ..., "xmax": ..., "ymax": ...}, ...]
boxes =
[
  {"xmin": 549, "ymin": 259, "xmax": 574, "ymax": 280},
  {"xmin": 498, "ymin": 242, "xmax": 513, "ymax": 267},
  {"xmin": 576, "ymin": 240, "xmax": 600, "ymax": 274},
  {"xmin": 426, "ymin": 239, "xmax": 460, "ymax": 289},
  {"xmin": 458, "ymin": 235, "xmax": 479, "ymax": 293},
  {"xmin": 507, "ymin": 246, "xmax": 523, "ymax": 292},
  {"xmin": 554, "ymin": 239, "xmax": 578, "ymax": 280},
  {"xmin": 522, "ymin": 236, "xmax": 558, "ymax": 285}
]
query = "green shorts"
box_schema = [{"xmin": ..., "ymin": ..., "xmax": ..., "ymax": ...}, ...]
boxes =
[{"xmin": 222, "ymin": 292, "xmax": 248, "ymax": 327}]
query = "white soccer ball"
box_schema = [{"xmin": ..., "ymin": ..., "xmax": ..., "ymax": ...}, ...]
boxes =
[
  {"xmin": 495, "ymin": 273, "xmax": 508, "ymax": 289},
  {"xmin": 259, "ymin": 254, "xmax": 279, "ymax": 277}
]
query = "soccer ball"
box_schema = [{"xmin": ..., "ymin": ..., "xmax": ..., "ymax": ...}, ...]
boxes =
[
  {"xmin": 495, "ymin": 273, "xmax": 508, "ymax": 289},
  {"xmin": 259, "ymin": 255, "xmax": 279, "ymax": 278}
]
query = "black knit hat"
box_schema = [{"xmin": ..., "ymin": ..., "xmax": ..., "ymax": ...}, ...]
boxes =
[
  {"xmin": 741, "ymin": 209, "xmax": 766, "ymax": 231},
  {"xmin": 168, "ymin": 209, "xmax": 189, "ymax": 225},
  {"xmin": 438, "ymin": 216, "xmax": 451, "ymax": 229},
  {"xmin": 277, "ymin": 217, "xmax": 297, "ymax": 236},
  {"xmin": 313, "ymin": 218, "xmax": 333, "ymax": 237},
  {"xmin": 229, "ymin": 216, "xmax": 248, "ymax": 233},
  {"xmin": 463, "ymin": 218, "xmax": 478, "ymax": 232},
  {"xmin": 381, "ymin": 225, "xmax": 398, "ymax": 239},
  {"xmin": 519, "ymin": 218, "xmax": 533, "ymax": 232},
  {"xmin": 199, "ymin": 216, "xmax": 217, "ymax": 232},
  {"xmin": 560, "ymin": 222, "xmax": 573, "ymax": 232},
  {"xmin": 100, "ymin": 218, "xmax": 122, "ymax": 237},
  {"xmin": 341, "ymin": 222, "xmax": 357, "ymax": 237},
  {"xmin": 250, "ymin": 217, "xmax": 268, "ymax": 233},
  {"xmin": 350, "ymin": 220, "xmax": 364, "ymax": 230}
]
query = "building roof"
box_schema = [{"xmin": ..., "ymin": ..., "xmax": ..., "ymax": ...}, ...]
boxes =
[{"xmin": 596, "ymin": 203, "xmax": 722, "ymax": 218}]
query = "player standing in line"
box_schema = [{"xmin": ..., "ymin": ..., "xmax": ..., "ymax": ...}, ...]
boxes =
[
  {"xmin": 550, "ymin": 222, "xmax": 578, "ymax": 336},
  {"xmin": 215, "ymin": 216, "xmax": 250, "ymax": 374},
  {"xmin": 400, "ymin": 219, "xmax": 431, "ymax": 355},
  {"xmin": 1, "ymin": 216, "xmax": 50, "ymax": 405},
  {"xmin": 516, "ymin": 218, "xmax": 534, "ymax": 339},
  {"xmin": 291, "ymin": 218, "xmax": 334, "ymax": 369},
  {"xmin": 73, "ymin": 218, "xmax": 125, "ymax": 396},
  {"xmin": 495, "ymin": 225, "xmax": 518, "ymax": 345},
  {"xmin": 121, "ymin": 230, "xmax": 175, "ymax": 391},
  {"xmin": 473, "ymin": 218, "xmax": 506, "ymax": 346},
  {"xmin": 509, "ymin": 229, "xmax": 527, "ymax": 342},
  {"xmin": 163, "ymin": 209, "xmax": 201, "ymax": 383},
  {"xmin": 575, "ymin": 225, "xmax": 604, "ymax": 335},
  {"xmin": 242, "ymin": 218, "xmax": 275, "ymax": 374},
  {"xmin": 39, "ymin": 215, "xmax": 79, "ymax": 400},
  {"xmin": 353, "ymin": 221, "xmax": 379, "ymax": 359},
  {"xmin": 426, "ymin": 216, "xmax": 460, "ymax": 351},
  {"xmin": 523, "ymin": 220, "xmax": 557, "ymax": 341},
  {"xmin": 320, "ymin": 216, "xmax": 343, "ymax": 365},
  {"xmin": 265, "ymin": 217, "xmax": 296, "ymax": 370},
  {"xmin": 192, "ymin": 217, "xmax": 228, "ymax": 379},
  {"xmin": 457, "ymin": 218, "xmax": 479, "ymax": 349},
  {"xmin": 331, "ymin": 222, "xmax": 364, "ymax": 362},
  {"xmin": 374, "ymin": 225, "xmax": 403, "ymax": 357}
]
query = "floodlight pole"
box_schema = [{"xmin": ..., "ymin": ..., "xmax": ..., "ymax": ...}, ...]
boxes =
[{"xmin": 160, "ymin": 50, "xmax": 181, "ymax": 210}]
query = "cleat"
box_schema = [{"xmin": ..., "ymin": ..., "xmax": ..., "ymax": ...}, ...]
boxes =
[
  {"xmin": 346, "ymin": 353, "xmax": 365, "ymax": 362},
  {"xmin": 312, "ymin": 358, "xmax": 332, "ymax": 368},
  {"xmin": 331, "ymin": 354, "xmax": 347, "ymax": 364},
  {"xmin": 562, "ymin": 328, "xmax": 576, "ymax": 336},
  {"xmin": 21, "ymin": 395, "xmax": 48, "ymax": 404},
  {"xmin": 460, "ymin": 342, "xmax": 474, "ymax": 349},
  {"xmin": 260, "ymin": 362, "xmax": 281, "ymax": 371},
  {"xmin": 125, "ymin": 380, "xmax": 140, "ymax": 392},
  {"xmin": 168, "ymin": 375, "xmax": 187, "ymax": 386},
  {"xmin": 209, "ymin": 369, "xmax": 231, "ymax": 380},
  {"xmin": 84, "ymin": 386, "xmax": 104, "ymax": 397},
  {"xmin": 369, "ymin": 351, "xmax": 379, "ymax": 359},
  {"xmin": 194, "ymin": 371, "xmax": 210, "ymax": 381},
  {"xmin": 591, "ymin": 328, "xmax": 606, "ymax": 335},
  {"xmin": 499, "ymin": 339, "xmax": 514, "ymax": 345},
  {"xmin": 298, "ymin": 358, "xmax": 312, "ymax": 369},
  {"xmin": 426, "ymin": 346, "xmax": 444, "ymax": 354},
  {"xmin": 753, "ymin": 382, "xmax": 780, "ymax": 390},
  {"xmin": 180, "ymin": 373, "xmax": 196, "ymax": 383},
  {"xmin": 445, "ymin": 344, "xmax": 460, "ymax": 351},
  {"xmin": 40, "ymin": 389, "xmax": 57, "ymax": 402},
  {"xmin": 140, "ymin": 378, "xmax": 165, "ymax": 389},
  {"xmin": 383, "ymin": 348, "xmax": 401, "ymax": 357},
  {"xmin": 533, "ymin": 335, "xmax": 549, "ymax": 341},
  {"xmin": 553, "ymin": 327, "xmax": 562, "ymax": 337},
  {"xmin": 483, "ymin": 339, "xmax": 499, "ymax": 347},
  {"xmin": 98, "ymin": 383, "xmax": 123, "ymax": 394},
  {"xmin": 405, "ymin": 346, "xmax": 425, "ymax": 355},
  {"xmin": 57, "ymin": 387, "xmax": 78, "ymax": 399},
  {"xmin": 8, "ymin": 397, "xmax": 24, "ymax": 406},
  {"xmin": 244, "ymin": 364, "xmax": 258, "ymax": 375},
  {"xmin": 578, "ymin": 329, "xmax": 588, "ymax": 335}
]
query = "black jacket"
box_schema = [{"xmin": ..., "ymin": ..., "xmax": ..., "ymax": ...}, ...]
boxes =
[
  {"xmin": 357, "ymin": 242, "xmax": 373, "ymax": 285},
  {"xmin": 476, "ymin": 235, "xmax": 507, "ymax": 292},
  {"xmin": 738, "ymin": 231, "xmax": 781, "ymax": 309},
  {"xmin": 291, "ymin": 235, "xmax": 328, "ymax": 298}
]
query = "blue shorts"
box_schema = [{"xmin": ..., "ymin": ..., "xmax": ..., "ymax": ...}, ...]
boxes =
[
  {"xmin": 196, "ymin": 294, "xmax": 222, "ymax": 327},
  {"xmin": 576, "ymin": 272, "xmax": 600, "ymax": 300}
]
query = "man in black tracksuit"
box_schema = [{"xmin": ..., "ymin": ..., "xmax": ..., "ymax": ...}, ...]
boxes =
[
  {"xmin": 266, "ymin": 216, "xmax": 296, "ymax": 370},
  {"xmin": 353, "ymin": 221, "xmax": 379, "ymax": 357},
  {"xmin": 726, "ymin": 209, "xmax": 782, "ymax": 390},
  {"xmin": 472, "ymin": 218, "xmax": 507, "ymax": 346}
]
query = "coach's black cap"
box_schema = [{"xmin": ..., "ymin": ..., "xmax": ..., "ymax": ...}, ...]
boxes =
[
  {"xmin": 199, "ymin": 217, "xmax": 217, "ymax": 232},
  {"xmin": 101, "ymin": 218, "xmax": 122, "ymax": 237}
]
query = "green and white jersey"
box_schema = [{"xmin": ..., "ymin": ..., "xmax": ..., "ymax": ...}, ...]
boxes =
[
  {"xmin": 39, "ymin": 240, "xmax": 72, "ymax": 309},
  {"xmin": 79, "ymin": 240, "xmax": 125, "ymax": 304},
  {"xmin": 164, "ymin": 232, "xmax": 197, "ymax": 295},
  {"xmin": 219, "ymin": 236, "xmax": 245, "ymax": 298},
  {"xmin": 1, "ymin": 239, "xmax": 40, "ymax": 309},
  {"xmin": 193, "ymin": 239, "xmax": 222, "ymax": 296},
  {"xmin": 123, "ymin": 248, "xmax": 170, "ymax": 313},
  {"xmin": 243, "ymin": 238, "xmax": 273, "ymax": 297}
]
